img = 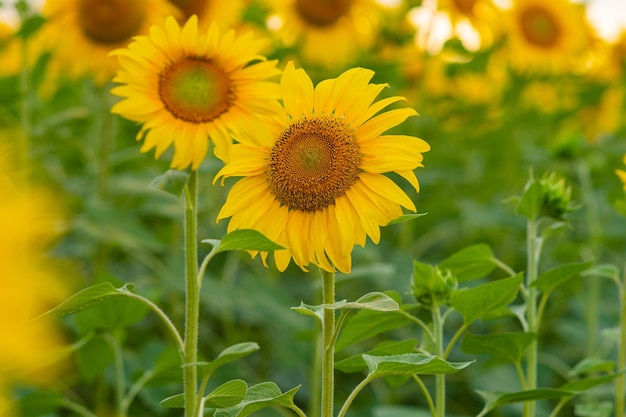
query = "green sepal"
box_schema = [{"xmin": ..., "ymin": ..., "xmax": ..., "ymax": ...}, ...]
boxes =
[
  {"xmin": 149, "ymin": 169, "xmax": 189, "ymax": 197},
  {"xmin": 388, "ymin": 213, "xmax": 428, "ymax": 224},
  {"xmin": 202, "ymin": 229, "xmax": 284, "ymax": 254}
]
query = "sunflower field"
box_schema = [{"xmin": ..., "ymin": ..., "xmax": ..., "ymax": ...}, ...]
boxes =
[{"xmin": 2, "ymin": 0, "xmax": 626, "ymax": 416}]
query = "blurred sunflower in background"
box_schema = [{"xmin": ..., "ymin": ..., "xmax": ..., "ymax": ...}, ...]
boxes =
[
  {"xmin": 0, "ymin": 139, "xmax": 69, "ymax": 416},
  {"xmin": 216, "ymin": 62, "xmax": 429, "ymax": 273},
  {"xmin": 265, "ymin": 0, "xmax": 381, "ymax": 68},
  {"xmin": 111, "ymin": 15, "xmax": 282, "ymax": 170},
  {"xmin": 437, "ymin": 0, "xmax": 501, "ymax": 50},
  {"xmin": 39, "ymin": 0, "xmax": 179, "ymax": 85},
  {"xmin": 505, "ymin": 0, "xmax": 592, "ymax": 74},
  {"xmin": 167, "ymin": 0, "xmax": 244, "ymax": 30}
]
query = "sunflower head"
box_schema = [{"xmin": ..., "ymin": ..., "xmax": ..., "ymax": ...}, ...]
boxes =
[
  {"xmin": 507, "ymin": 0, "xmax": 592, "ymax": 74},
  {"xmin": 216, "ymin": 62, "xmax": 430, "ymax": 273},
  {"xmin": 111, "ymin": 15, "xmax": 282, "ymax": 170}
]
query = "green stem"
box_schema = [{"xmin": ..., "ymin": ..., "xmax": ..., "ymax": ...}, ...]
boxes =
[
  {"xmin": 18, "ymin": 16, "xmax": 31, "ymax": 159},
  {"xmin": 411, "ymin": 375, "xmax": 437, "ymax": 417},
  {"xmin": 184, "ymin": 170, "xmax": 200, "ymax": 417},
  {"xmin": 61, "ymin": 399, "xmax": 99, "ymax": 417},
  {"xmin": 576, "ymin": 161, "xmax": 603, "ymax": 356},
  {"xmin": 524, "ymin": 218, "xmax": 540, "ymax": 417},
  {"xmin": 432, "ymin": 304, "xmax": 445, "ymax": 417},
  {"xmin": 397, "ymin": 309, "xmax": 435, "ymax": 342},
  {"xmin": 336, "ymin": 375, "xmax": 374, "ymax": 417},
  {"xmin": 321, "ymin": 269, "xmax": 336, "ymax": 417},
  {"xmin": 121, "ymin": 370, "xmax": 154, "ymax": 415},
  {"xmin": 616, "ymin": 264, "xmax": 626, "ymax": 417},
  {"xmin": 103, "ymin": 333, "xmax": 126, "ymax": 417}
]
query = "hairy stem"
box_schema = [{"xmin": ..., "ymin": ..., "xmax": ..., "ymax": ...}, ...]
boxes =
[{"xmin": 321, "ymin": 269, "xmax": 336, "ymax": 417}]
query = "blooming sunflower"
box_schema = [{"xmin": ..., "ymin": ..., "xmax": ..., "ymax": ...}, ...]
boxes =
[
  {"xmin": 506, "ymin": 0, "xmax": 592, "ymax": 74},
  {"xmin": 110, "ymin": 15, "xmax": 282, "ymax": 170},
  {"xmin": 265, "ymin": 0, "xmax": 381, "ymax": 68},
  {"xmin": 167, "ymin": 0, "xmax": 243, "ymax": 30},
  {"xmin": 215, "ymin": 62, "xmax": 430, "ymax": 273},
  {"xmin": 40, "ymin": 0, "xmax": 180, "ymax": 85},
  {"xmin": 436, "ymin": 0, "xmax": 501, "ymax": 49}
]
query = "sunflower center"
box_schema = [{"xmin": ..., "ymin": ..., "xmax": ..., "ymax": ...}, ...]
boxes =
[
  {"xmin": 267, "ymin": 116, "xmax": 361, "ymax": 212},
  {"xmin": 78, "ymin": 0, "xmax": 144, "ymax": 44},
  {"xmin": 167, "ymin": 0, "xmax": 206, "ymax": 19},
  {"xmin": 159, "ymin": 57, "xmax": 234, "ymax": 124},
  {"xmin": 295, "ymin": 0, "xmax": 352, "ymax": 27},
  {"xmin": 519, "ymin": 6, "xmax": 561, "ymax": 47}
]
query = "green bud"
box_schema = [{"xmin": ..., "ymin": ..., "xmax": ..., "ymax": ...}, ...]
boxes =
[{"xmin": 411, "ymin": 261, "xmax": 457, "ymax": 307}]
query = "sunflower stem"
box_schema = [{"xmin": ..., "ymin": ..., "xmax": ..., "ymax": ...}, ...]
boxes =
[
  {"xmin": 524, "ymin": 218, "xmax": 541, "ymax": 417},
  {"xmin": 616, "ymin": 262, "xmax": 626, "ymax": 417},
  {"xmin": 183, "ymin": 170, "xmax": 200, "ymax": 417},
  {"xmin": 321, "ymin": 268, "xmax": 336, "ymax": 417},
  {"xmin": 431, "ymin": 302, "xmax": 445, "ymax": 417}
]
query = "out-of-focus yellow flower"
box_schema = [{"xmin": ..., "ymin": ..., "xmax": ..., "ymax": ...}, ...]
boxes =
[
  {"xmin": 437, "ymin": 0, "xmax": 503, "ymax": 50},
  {"xmin": 506, "ymin": 0, "xmax": 593, "ymax": 74},
  {"xmin": 0, "ymin": 139, "xmax": 69, "ymax": 416},
  {"xmin": 265, "ymin": 0, "xmax": 382, "ymax": 68},
  {"xmin": 39, "ymin": 0, "xmax": 180, "ymax": 85},
  {"xmin": 111, "ymin": 16, "xmax": 282, "ymax": 170},
  {"xmin": 0, "ymin": 20, "xmax": 22, "ymax": 76},
  {"xmin": 167, "ymin": 0, "xmax": 244, "ymax": 30},
  {"xmin": 215, "ymin": 62, "xmax": 430, "ymax": 273}
]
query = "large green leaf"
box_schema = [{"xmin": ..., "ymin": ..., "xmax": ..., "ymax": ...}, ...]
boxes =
[
  {"xmin": 205, "ymin": 380, "xmax": 249, "ymax": 408},
  {"xmin": 213, "ymin": 382, "xmax": 301, "ymax": 417},
  {"xmin": 439, "ymin": 244, "xmax": 497, "ymax": 282},
  {"xmin": 461, "ymin": 332, "xmax": 536, "ymax": 364},
  {"xmin": 198, "ymin": 342, "xmax": 260, "ymax": 375},
  {"xmin": 292, "ymin": 292, "xmax": 400, "ymax": 323},
  {"xmin": 532, "ymin": 261, "xmax": 593, "ymax": 295},
  {"xmin": 363, "ymin": 354, "xmax": 473, "ymax": 378},
  {"xmin": 335, "ymin": 339, "xmax": 419, "ymax": 373},
  {"xmin": 449, "ymin": 274, "xmax": 523, "ymax": 324},
  {"xmin": 202, "ymin": 229, "xmax": 284, "ymax": 254},
  {"xmin": 336, "ymin": 308, "xmax": 410, "ymax": 352}
]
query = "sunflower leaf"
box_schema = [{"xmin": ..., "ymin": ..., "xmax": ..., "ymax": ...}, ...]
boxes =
[
  {"xmin": 363, "ymin": 353, "xmax": 474, "ymax": 378},
  {"xmin": 198, "ymin": 343, "xmax": 260, "ymax": 375},
  {"xmin": 202, "ymin": 229, "xmax": 284, "ymax": 254},
  {"xmin": 149, "ymin": 169, "xmax": 189, "ymax": 197},
  {"xmin": 213, "ymin": 382, "xmax": 301, "ymax": 417},
  {"xmin": 205, "ymin": 380, "xmax": 248, "ymax": 408}
]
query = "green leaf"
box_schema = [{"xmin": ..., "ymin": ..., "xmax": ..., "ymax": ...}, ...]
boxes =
[
  {"xmin": 561, "ymin": 373, "xmax": 624, "ymax": 392},
  {"xmin": 363, "ymin": 354, "xmax": 473, "ymax": 378},
  {"xmin": 477, "ymin": 388, "xmax": 576, "ymax": 413},
  {"xmin": 205, "ymin": 380, "xmax": 248, "ymax": 408},
  {"xmin": 388, "ymin": 213, "xmax": 428, "ymax": 224},
  {"xmin": 570, "ymin": 357, "xmax": 615, "ymax": 376},
  {"xmin": 16, "ymin": 15, "xmax": 46, "ymax": 39},
  {"xmin": 336, "ymin": 339, "xmax": 418, "ymax": 373},
  {"xmin": 160, "ymin": 393, "xmax": 184, "ymax": 408},
  {"xmin": 516, "ymin": 180, "xmax": 543, "ymax": 220},
  {"xmin": 214, "ymin": 382, "xmax": 301, "ymax": 417},
  {"xmin": 461, "ymin": 332, "xmax": 536, "ymax": 364},
  {"xmin": 532, "ymin": 261, "xmax": 593, "ymax": 295},
  {"xmin": 439, "ymin": 244, "xmax": 498, "ymax": 282},
  {"xmin": 199, "ymin": 342, "xmax": 260, "ymax": 375},
  {"xmin": 292, "ymin": 292, "xmax": 399, "ymax": 323},
  {"xmin": 582, "ymin": 264, "xmax": 620, "ymax": 280},
  {"xmin": 336, "ymin": 297, "xmax": 411, "ymax": 351},
  {"xmin": 202, "ymin": 229, "xmax": 284, "ymax": 254},
  {"xmin": 449, "ymin": 274, "xmax": 523, "ymax": 324},
  {"xmin": 149, "ymin": 169, "xmax": 189, "ymax": 197},
  {"xmin": 44, "ymin": 282, "xmax": 123, "ymax": 317}
]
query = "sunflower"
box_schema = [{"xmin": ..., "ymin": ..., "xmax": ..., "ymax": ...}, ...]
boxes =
[
  {"xmin": 110, "ymin": 15, "xmax": 282, "ymax": 170},
  {"xmin": 0, "ymin": 139, "xmax": 69, "ymax": 415},
  {"xmin": 215, "ymin": 62, "xmax": 430, "ymax": 273},
  {"xmin": 265, "ymin": 0, "xmax": 381, "ymax": 68},
  {"xmin": 167, "ymin": 0, "xmax": 244, "ymax": 30},
  {"xmin": 436, "ymin": 0, "xmax": 501, "ymax": 50},
  {"xmin": 40, "ymin": 0, "xmax": 180, "ymax": 85},
  {"xmin": 506, "ymin": 0, "xmax": 592, "ymax": 74}
]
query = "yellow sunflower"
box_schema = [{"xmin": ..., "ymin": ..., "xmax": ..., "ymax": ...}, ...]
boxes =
[
  {"xmin": 265, "ymin": 0, "xmax": 381, "ymax": 68},
  {"xmin": 0, "ymin": 139, "xmax": 69, "ymax": 416},
  {"xmin": 215, "ymin": 62, "xmax": 430, "ymax": 273},
  {"xmin": 506, "ymin": 0, "xmax": 592, "ymax": 74},
  {"xmin": 167, "ymin": 0, "xmax": 244, "ymax": 30},
  {"xmin": 40, "ymin": 0, "xmax": 180, "ymax": 85},
  {"xmin": 110, "ymin": 15, "xmax": 282, "ymax": 170}
]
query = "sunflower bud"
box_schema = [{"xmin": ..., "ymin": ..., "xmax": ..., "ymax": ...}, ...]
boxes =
[
  {"xmin": 411, "ymin": 261, "xmax": 456, "ymax": 307},
  {"xmin": 515, "ymin": 172, "xmax": 577, "ymax": 222}
]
